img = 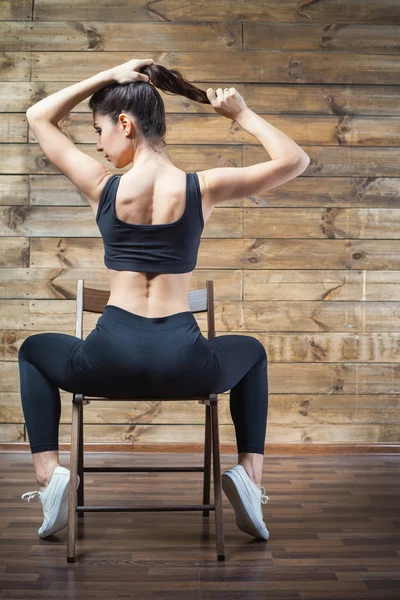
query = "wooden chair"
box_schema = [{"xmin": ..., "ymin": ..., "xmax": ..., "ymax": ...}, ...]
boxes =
[{"xmin": 67, "ymin": 278, "xmax": 225, "ymax": 562}]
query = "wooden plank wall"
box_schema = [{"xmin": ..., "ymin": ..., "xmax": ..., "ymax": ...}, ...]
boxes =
[{"xmin": 0, "ymin": 0, "xmax": 399, "ymax": 451}]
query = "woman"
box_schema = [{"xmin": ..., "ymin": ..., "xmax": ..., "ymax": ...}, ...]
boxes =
[{"xmin": 19, "ymin": 59, "xmax": 310, "ymax": 541}]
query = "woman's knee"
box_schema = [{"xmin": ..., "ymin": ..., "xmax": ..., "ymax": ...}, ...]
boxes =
[
  {"xmin": 18, "ymin": 333, "xmax": 49, "ymax": 361},
  {"xmin": 258, "ymin": 342, "xmax": 267, "ymax": 362},
  {"xmin": 247, "ymin": 336, "xmax": 267, "ymax": 362}
]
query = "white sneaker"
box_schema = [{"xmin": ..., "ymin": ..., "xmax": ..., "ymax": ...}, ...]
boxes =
[
  {"xmin": 21, "ymin": 465, "xmax": 80, "ymax": 539},
  {"xmin": 221, "ymin": 464, "xmax": 271, "ymax": 540}
]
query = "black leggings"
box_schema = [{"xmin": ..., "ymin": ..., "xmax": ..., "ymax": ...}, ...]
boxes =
[{"xmin": 18, "ymin": 304, "xmax": 269, "ymax": 455}]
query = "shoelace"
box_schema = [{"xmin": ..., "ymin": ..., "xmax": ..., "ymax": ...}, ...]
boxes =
[
  {"xmin": 21, "ymin": 490, "xmax": 43, "ymax": 503},
  {"xmin": 260, "ymin": 486, "xmax": 270, "ymax": 504}
]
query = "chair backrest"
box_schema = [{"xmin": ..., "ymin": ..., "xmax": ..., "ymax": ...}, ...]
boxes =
[{"xmin": 74, "ymin": 279, "xmax": 215, "ymax": 340}]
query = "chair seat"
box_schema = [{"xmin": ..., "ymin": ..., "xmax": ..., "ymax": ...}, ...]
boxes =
[
  {"xmin": 80, "ymin": 394, "xmax": 210, "ymax": 400},
  {"xmin": 76, "ymin": 393, "xmax": 218, "ymax": 406}
]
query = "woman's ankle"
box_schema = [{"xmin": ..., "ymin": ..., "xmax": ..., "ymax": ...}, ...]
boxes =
[
  {"xmin": 32, "ymin": 450, "xmax": 60, "ymax": 489},
  {"xmin": 36, "ymin": 463, "xmax": 60, "ymax": 489}
]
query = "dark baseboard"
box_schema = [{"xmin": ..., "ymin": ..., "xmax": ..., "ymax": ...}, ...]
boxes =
[{"xmin": 1, "ymin": 443, "xmax": 399, "ymax": 454}]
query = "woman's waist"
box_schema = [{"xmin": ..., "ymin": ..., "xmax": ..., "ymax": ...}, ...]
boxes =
[
  {"xmin": 107, "ymin": 272, "xmax": 192, "ymax": 317},
  {"xmin": 106, "ymin": 297, "xmax": 191, "ymax": 318},
  {"xmin": 96, "ymin": 304, "xmax": 197, "ymax": 332}
]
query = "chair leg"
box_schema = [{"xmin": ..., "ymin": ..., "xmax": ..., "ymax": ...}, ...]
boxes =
[
  {"xmin": 67, "ymin": 396, "xmax": 80, "ymax": 563},
  {"xmin": 77, "ymin": 402, "xmax": 84, "ymax": 518},
  {"xmin": 211, "ymin": 403, "xmax": 225, "ymax": 561},
  {"xmin": 202, "ymin": 404, "xmax": 212, "ymax": 517}
]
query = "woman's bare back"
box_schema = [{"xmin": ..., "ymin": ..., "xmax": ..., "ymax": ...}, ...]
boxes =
[{"xmin": 95, "ymin": 167, "xmax": 212, "ymax": 318}]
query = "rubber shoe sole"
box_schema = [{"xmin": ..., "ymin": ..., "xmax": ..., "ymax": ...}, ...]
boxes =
[{"xmin": 222, "ymin": 465, "xmax": 270, "ymax": 540}]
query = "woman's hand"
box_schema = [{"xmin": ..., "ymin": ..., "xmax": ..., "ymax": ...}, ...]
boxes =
[
  {"xmin": 110, "ymin": 58, "xmax": 154, "ymax": 85},
  {"xmin": 206, "ymin": 87, "xmax": 248, "ymax": 120}
]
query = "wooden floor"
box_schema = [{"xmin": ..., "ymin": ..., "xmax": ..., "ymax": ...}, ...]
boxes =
[{"xmin": 1, "ymin": 452, "xmax": 400, "ymax": 599}]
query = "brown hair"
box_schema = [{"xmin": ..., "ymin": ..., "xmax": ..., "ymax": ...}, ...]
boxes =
[{"xmin": 88, "ymin": 63, "xmax": 211, "ymax": 152}]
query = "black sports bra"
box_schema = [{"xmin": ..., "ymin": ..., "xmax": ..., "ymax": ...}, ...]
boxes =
[{"xmin": 96, "ymin": 172, "xmax": 204, "ymax": 274}]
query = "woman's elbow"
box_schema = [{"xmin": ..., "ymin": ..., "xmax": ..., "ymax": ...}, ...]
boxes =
[{"xmin": 294, "ymin": 153, "xmax": 310, "ymax": 173}]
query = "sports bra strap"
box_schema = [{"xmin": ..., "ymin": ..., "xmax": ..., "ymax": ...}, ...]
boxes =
[{"xmin": 96, "ymin": 174, "xmax": 118, "ymax": 223}]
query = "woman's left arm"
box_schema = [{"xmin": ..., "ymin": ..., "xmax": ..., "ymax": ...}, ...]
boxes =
[
  {"xmin": 26, "ymin": 70, "xmax": 116, "ymax": 124},
  {"xmin": 24, "ymin": 60, "xmax": 154, "ymax": 208},
  {"xmin": 26, "ymin": 58, "xmax": 154, "ymax": 123}
]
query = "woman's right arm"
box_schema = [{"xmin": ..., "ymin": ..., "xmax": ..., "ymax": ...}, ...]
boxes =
[{"xmin": 200, "ymin": 91, "xmax": 310, "ymax": 206}]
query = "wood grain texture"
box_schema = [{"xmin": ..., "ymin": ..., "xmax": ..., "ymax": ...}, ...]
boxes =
[
  {"xmin": 1, "ymin": 452, "xmax": 400, "ymax": 589},
  {"xmin": 31, "ymin": 0, "xmax": 400, "ymax": 24},
  {"xmin": 1, "ymin": 0, "xmax": 399, "ymax": 451}
]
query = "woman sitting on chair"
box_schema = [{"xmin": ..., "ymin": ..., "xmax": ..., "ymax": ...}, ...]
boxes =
[{"xmin": 19, "ymin": 58, "xmax": 310, "ymax": 540}]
